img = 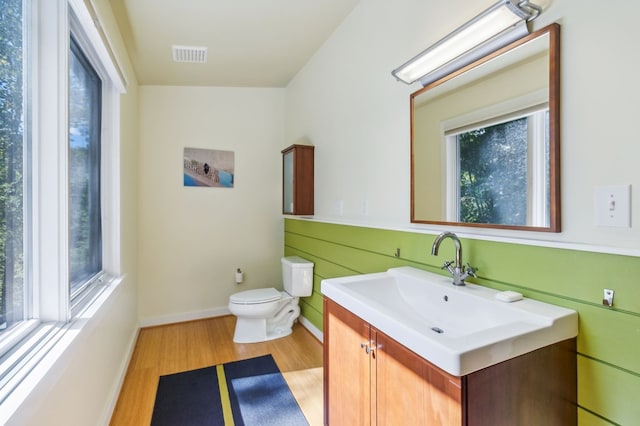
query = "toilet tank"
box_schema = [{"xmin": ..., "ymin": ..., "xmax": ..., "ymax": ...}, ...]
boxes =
[{"xmin": 282, "ymin": 256, "xmax": 314, "ymax": 297}]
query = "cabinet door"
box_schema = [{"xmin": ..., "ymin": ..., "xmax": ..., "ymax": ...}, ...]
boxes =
[
  {"xmin": 281, "ymin": 144, "xmax": 314, "ymax": 215},
  {"xmin": 283, "ymin": 149, "xmax": 294, "ymax": 214},
  {"xmin": 375, "ymin": 330, "xmax": 462, "ymax": 425},
  {"xmin": 324, "ymin": 299, "xmax": 373, "ymax": 425}
]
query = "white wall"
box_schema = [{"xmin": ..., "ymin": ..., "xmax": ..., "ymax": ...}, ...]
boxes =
[
  {"xmin": 286, "ymin": 0, "xmax": 640, "ymax": 251},
  {"xmin": 137, "ymin": 86, "xmax": 287, "ymax": 324}
]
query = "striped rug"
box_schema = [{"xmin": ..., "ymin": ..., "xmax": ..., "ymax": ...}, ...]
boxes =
[{"xmin": 151, "ymin": 354, "xmax": 309, "ymax": 426}]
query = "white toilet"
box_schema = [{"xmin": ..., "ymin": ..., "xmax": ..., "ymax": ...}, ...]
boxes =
[{"xmin": 228, "ymin": 256, "xmax": 314, "ymax": 343}]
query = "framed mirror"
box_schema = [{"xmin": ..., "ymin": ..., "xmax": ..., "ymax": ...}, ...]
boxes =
[{"xmin": 411, "ymin": 24, "xmax": 560, "ymax": 232}]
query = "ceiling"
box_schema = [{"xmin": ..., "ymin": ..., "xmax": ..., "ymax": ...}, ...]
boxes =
[{"xmin": 109, "ymin": 0, "xmax": 360, "ymax": 87}]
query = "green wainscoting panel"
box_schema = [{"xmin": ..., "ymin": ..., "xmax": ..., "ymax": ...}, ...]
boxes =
[
  {"xmin": 299, "ymin": 299, "xmax": 322, "ymax": 331},
  {"xmin": 578, "ymin": 355, "xmax": 640, "ymax": 425},
  {"xmin": 572, "ymin": 304, "xmax": 640, "ymax": 375},
  {"xmin": 464, "ymin": 239, "xmax": 640, "ymax": 313},
  {"xmin": 285, "ymin": 232, "xmax": 407, "ymax": 275},
  {"xmin": 495, "ymin": 292, "xmax": 640, "ymax": 375},
  {"xmin": 285, "ymin": 219, "xmax": 640, "ymax": 425},
  {"xmin": 304, "ymin": 289, "xmax": 323, "ymax": 312},
  {"xmin": 577, "ymin": 409, "xmax": 615, "ymax": 426}
]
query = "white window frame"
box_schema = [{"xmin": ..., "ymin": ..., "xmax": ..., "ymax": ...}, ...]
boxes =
[
  {"xmin": 34, "ymin": 0, "xmax": 124, "ymax": 323},
  {"xmin": 68, "ymin": 0, "xmax": 124, "ymax": 315},
  {"xmin": 0, "ymin": 0, "xmax": 125, "ymax": 407},
  {"xmin": 442, "ymin": 90, "xmax": 548, "ymax": 226}
]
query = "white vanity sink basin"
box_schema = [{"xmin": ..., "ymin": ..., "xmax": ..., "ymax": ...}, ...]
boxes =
[{"xmin": 321, "ymin": 266, "xmax": 578, "ymax": 376}]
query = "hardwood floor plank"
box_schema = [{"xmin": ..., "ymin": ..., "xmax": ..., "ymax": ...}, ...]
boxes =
[
  {"xmin": 283, "ymin": 367, "xmax": 324, "ymax": 426},
  {"xmin": 110, "ymin": 316, "xmax": 323, "ymax": 425}
]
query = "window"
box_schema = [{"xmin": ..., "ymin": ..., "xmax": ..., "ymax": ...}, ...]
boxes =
[
  {"xmin": 69, "ymin": 36, "xmax": 102, "ymax": 296},
  {"xmin": 0, "ymin": 0, "xmax": 27, "ymax": 335},
  {"xmin": 445, "ymin": 106, "xmax": 549, "ymax": 226},
  {"xmin": 0, "ymin": 0, "xmax": 125, "ymax": 404}
]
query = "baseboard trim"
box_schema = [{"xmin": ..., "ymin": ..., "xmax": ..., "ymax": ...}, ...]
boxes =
[
  {"xmin": 103, "ymin": 326, "xmax": 139, "ymax": 425},
  {"xmin": 299, "ymin": 316, "xmax": 323, "ymax": 343},
  {"xmin": 139, "ymin": 307, "xmax": 231, "ymax": 328},
  {"xmin": 139, "ymin": 308, "xmax": 324, "ymax": 344}
]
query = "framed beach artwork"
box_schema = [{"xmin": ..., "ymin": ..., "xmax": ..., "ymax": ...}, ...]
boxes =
[{"xmin": 183, "ymin": 147, "xmax": 235, "ymax": 188}]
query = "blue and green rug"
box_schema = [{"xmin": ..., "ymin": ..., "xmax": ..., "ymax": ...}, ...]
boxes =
[{"xmin": 150, "ymin": 354, "xmax": 309, "ymax": 426}]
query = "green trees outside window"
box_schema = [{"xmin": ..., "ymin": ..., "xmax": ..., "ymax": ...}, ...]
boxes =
[
  {"xmin": 458, "ymin": 118, "xmax": 528, "ymax": 225},
  {"xmin": 455, "ymin": 109, "xmax": 549, "ymax": 227},
  {"xmin": 0, "ymin": 0, "xmax": 25, "ymax": 331}
]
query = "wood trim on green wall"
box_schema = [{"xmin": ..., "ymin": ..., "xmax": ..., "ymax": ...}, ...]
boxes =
[{"xmin": 285, "ymin": 218, "xmax": 639, "ymax": 425}]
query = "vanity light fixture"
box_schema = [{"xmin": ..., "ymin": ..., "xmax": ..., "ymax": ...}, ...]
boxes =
[{"xmin": 392, "ymin": 0, "xmax": 542, "ymax": 86}]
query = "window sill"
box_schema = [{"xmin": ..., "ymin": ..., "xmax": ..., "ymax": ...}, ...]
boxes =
[{"xmin": 0, "ymin": 275, "xmax": 124, "ymax": 423}]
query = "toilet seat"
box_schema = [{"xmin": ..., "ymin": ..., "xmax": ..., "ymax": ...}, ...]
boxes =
[{"xmin": 229, "ymin": 288, "xmax": 281, "ymax": 305}]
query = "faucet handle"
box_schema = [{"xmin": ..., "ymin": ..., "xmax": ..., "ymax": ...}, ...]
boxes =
[
  {"xmin": 465, "ymin": 263, "xmax": 478, "ymax": 278},
  {"xmin": 442, "ymin": 261, "xmax": 455, "ymax": 274}
]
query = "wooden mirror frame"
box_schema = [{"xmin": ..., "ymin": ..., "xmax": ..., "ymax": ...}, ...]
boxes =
[{"xmin": 410, "ymin": 23, "xmax": 560, "ymax": 232}]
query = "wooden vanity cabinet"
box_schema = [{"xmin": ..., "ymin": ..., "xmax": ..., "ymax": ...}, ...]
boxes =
[
  {"xmin": 323, "ymin": 298, "xmax": 373, "ymax": 424},
  {"xmin": 324, "ymin": 298, "xmax": 462, "ymax": 425},
  {"xmin": 282, "ymin": 144, "xmax": 314, "ymax": 215},
  {"xmin": 324, "ymin": 298, "xmax": 577, "ymax": 426}
]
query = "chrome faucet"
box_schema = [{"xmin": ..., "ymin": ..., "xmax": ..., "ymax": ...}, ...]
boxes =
[{"xmin": 431, "ymin": 232, "xmax": 477, "ymax": 286}]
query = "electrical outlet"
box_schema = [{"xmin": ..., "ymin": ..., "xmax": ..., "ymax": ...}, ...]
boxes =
[{"xmin": 362, "ymin": 200, "xmax": 370, "ymax": 216}]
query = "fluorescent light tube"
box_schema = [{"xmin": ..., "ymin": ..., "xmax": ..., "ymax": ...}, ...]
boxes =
[{"xmin": 392, "ymin": 0, "xmax": 539, "ymax": 85}]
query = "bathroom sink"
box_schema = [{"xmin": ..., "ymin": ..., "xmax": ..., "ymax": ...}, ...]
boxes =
[{"xmin": 321, "ymin": 266, "xmax": 577, "ymax": 376}]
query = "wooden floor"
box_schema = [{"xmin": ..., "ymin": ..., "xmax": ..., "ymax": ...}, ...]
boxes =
[{"xmin": 110, "ymin": 316, "xmax": 324, "ymax": 425}]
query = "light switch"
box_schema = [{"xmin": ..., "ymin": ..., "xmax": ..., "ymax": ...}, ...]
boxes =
[{"xmin": 594, "ymin": 185, "xmax": 631, "ymax": 227}]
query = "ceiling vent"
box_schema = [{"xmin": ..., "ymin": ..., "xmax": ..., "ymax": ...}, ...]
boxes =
[{"xmin": 172, "ymin": 45, "xmax": 208, "ymax": 64}]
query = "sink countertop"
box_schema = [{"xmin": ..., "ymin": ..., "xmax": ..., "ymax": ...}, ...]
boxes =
[{"xmin": 321, "ymin": 266, "xmax": 578, "ymax": 376}]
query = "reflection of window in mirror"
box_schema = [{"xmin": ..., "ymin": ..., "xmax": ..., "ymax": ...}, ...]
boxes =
[{"xmin": 444, "ymin": 104, "xmax": 549, "ymax": 227}]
